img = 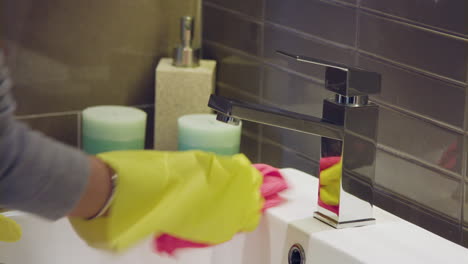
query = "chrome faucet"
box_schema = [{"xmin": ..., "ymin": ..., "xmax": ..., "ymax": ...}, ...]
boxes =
[{"xmin": 208, "ymin": 51, "xmax": 381, "ymax": 228}]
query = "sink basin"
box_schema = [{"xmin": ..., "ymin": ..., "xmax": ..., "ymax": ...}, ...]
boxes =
[{"xmin": 1, "ymin": 168, "xmax": 466, "ymax": 263}]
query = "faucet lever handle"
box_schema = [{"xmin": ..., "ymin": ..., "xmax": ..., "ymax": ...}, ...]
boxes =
[{"xmin": 277, "ymin": 50, "xmax": 381, "ymax": 97}]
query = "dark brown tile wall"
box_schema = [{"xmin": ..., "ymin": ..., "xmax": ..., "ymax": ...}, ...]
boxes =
[
  {"xmin": 205, "ymin": 0, "xmax": 264, "ymax": 18},
  {"xmin": 263, "ymin": 24, "xmax": 355, "ymax": 82},
  {"xmin": 265, "ymin": 0, "xmax": 357, "ymax": 46},
  {"xmin": 378, "ymin": 107, "xmax": 463, "ymax": 174},
  {"xmin": 359, "ymin": 13, "xmax": 467, "ymax": 83},
  {"xmin": 359, "ymin": 54, "xmax": 465, "ymax": 128},
  {"xmin": 204, "ymin": 5, "xmax": 262, "ymax": 56},
  {"xmin": 360, "ymin": 0, "xmax": 467, "ymax": 36},
  {"xmin": 203, "ymin": 0, "xmax": 468, "ymax": 247}
]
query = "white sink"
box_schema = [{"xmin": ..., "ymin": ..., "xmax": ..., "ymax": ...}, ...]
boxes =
[{"xmin": 1, "ymin": 168, "xmax": 467, "ymax": 263}]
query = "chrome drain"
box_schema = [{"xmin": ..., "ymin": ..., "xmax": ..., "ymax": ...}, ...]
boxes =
[{"xmin": 288, "ymin": 243, "xmax": 305, "ymax": 264}]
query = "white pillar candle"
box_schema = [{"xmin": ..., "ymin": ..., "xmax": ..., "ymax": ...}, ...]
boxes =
[
  {"xmin": 82, "ymin": 106, "xmax": 147, "ymax": 154},
  {"xmin": 178, "ymin": 114, "xmax": 242, "ymax": 155}
]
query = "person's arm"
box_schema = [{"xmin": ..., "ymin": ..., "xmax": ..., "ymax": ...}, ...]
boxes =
[
  {"xmin": 68, "ymin": 156, "xmax": 113, "ymax": 218},
  {"xmin": 0, "ymin": 49, "xmax": 112, "ymax": 220}
]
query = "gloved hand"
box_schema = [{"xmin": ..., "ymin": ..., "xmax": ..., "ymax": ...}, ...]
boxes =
[
  {"xmin": 0, "ymin": 211, "xmax": 22, "ymax": 242},
  {"xmin": 69, "ymin": 150, "xmax": 264, "ymax": 252},
  {"xmin": 154, "ymin": 163, "xmax": 289, "ymax": 256}
]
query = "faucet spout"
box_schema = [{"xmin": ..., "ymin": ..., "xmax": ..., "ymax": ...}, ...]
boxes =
[{"xmin": 209, "ymin": 95, "xmax": 343, "ymax": 140}]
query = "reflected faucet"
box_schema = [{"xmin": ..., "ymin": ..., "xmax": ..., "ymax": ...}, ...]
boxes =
[{"xmin": 208, "ymin": 51, "xmax": 381, "ymax": 228}]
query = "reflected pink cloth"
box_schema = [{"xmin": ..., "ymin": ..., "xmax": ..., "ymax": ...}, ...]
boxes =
[{"xmin": 153, "ymin": 164, "xmax": 288, "ymax": 256}]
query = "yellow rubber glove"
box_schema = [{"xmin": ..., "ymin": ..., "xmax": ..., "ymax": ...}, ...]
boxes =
[
  {"xmin": 0, "ymin": 212, "xmax": 22, "ymax": 242},
  {"xmin": 69, "ymin": 150, "xmax": 263, "ymax": 252},
  {"xmin": 319, "ymin": 160, "xmax": 341, "ymax": 206}
]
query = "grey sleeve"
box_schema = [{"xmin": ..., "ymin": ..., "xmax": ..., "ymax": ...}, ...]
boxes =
[{"xmin": 0, "ymin": 51, "xmax": 90, "ymax": 220}]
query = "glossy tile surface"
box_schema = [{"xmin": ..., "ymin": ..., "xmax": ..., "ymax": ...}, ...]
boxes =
[
  {"xmin": 361, "ymin": 0, "xmax": 468, "ymax": 36},
  {"xmin": 240, "ymin": 133, "xmax": 260, "ymax": 163},
  {"xmin": 262, "ymin": 66, "xmax": 333, "ymax": 115},
  {"xmin": 265, "ymin": 0, "xmax": 357, "ymax": 46},
  {"xmin": 260, "ymin": 140, "xmax": 319, "ymax": 176},
  {"xmin": 204, "ymin": 0, "xmax": 264, "ymax": 18},
  {"xmin": 374, "ymin": 188, "xmax": 462, "ymax": 243},
  {"xmin": 359, "ymin": 13, "xmax": 468, "ymax": 82},
  {"xmin": 263, "ymin": 25, "xmax": 355, "ymax": 82},
  {"xmin": 375, "ymin": 150, "xmax": 461, "ymax": 219},
  {"xmin": 262, "ymin": 126, "xmax": 321, "ymax": 162},
  {"xmin": 203, "ymin": 43, "xmax": 262, "ymax": 96},
  {"xmin": 463, "ymin": 227, "xmax": 468, "ymax": 247},
  {"xmin": 464, "ymin": 182, "xmax": 468, "ymax": 225},
  {"xmin": 204, "ymin": 5, "xmax": 262, "ymax": 56},
  {"xmin": 360, "ymin": 54, "xmax": 465, "ymax": 128},
  {"xmin": 19, "ymin": 114, "xmax": 78, "ymax": 147},
  {"xmin": 378, "ymin": 107, "xmax": 463, "ymax": 174}
]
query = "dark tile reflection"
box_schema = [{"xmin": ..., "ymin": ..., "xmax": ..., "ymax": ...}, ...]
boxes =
[
  {"xmin": 361, "ymin": 0, "xmax": 467, "ymax": 36},
  {"xmin": 262, "ymin": 126, "xmax": 321, "ymax": 162},
  {"xmin": 360, "ymin": 54, "xmax": 465, "ymax": 128},
  {"xmin": 204, "ymin": 5, "xmax": 262, "ymax": 56},
  {"xmin": 463, "ymin": 227, "xmax": 468, "ymax": 248},
  {"xmin": 263, "ymin": 25, "xmax": 355, "ymax": 82},
  {"xmin": 359, "ymin": 13, "xmax": 468, "ymax": 82},
  {"xmin": 262, "ymin": 65, "xmax": 333, "ymax": 115},
  {"xmin": 374, "ymin": 188, "xmax": 462, "ymax": 244},
  {"xmin": 203, "ymin": 43, "xmax": 262, "ymax": 97},
  {"xmin": 375, "ymin": 150, "xmax": 461, "ymax": 219},
  {"xmin": 140, "ymin": 105, "xmax": 154, "ymax": 149},
  {"xmin": 216, "ymin": 84, "xmax": 260, "ymax": 104},
  {"xmin": 260, "ymin": 140, "xmax": 319, "ymax": 175},
  {"xmin": 378, "ymin": 107, "xmax": 463, "ymax": 174},
  {"xmin": 204, "ymin": 0, "xmax": 264, "ymax": 18},
  {"xmin": 265, "ymin": 0, "xmax": 357, "ymax": 46},
  {"xmin": 464, "ymin": 182, "xmax": 468, "ymax": 226},
  {"xmin": 240, "ymin": 133, "xmax": 260, "ymax": 163},
  {"xmin": 19, "ymin": 113, "xmax": 78, "ymax": 147}
]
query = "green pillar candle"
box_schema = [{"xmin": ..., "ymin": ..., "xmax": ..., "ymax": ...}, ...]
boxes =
[
  {"xmin": 82, "ymin": 106, "xmax": 147, "ymax": 155},
  {"xmin": 177, "ymin": 114, "xmax": 242, "ymax": 155}
]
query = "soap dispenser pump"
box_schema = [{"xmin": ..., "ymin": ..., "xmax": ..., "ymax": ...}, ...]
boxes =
[
  {"xmin": 154, "ymin": 16, "xmax": 216, "ymax": 151},
  {"xmin": 173, "ymin": 16, "xmax": 200, "ymax": 67}
]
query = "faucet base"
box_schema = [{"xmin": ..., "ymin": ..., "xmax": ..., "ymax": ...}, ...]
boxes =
[{"xmin": 313, "ymin": 212, "xmax": 376, "ymax": 229}]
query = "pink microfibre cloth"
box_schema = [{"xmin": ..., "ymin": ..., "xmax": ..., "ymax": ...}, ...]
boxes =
[{"xmin": 153, "ymin": 164, "xmax": 289, "ymax": 256}]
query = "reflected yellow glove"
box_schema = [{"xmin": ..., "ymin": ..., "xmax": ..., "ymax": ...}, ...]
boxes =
[
  {"xmin": 0, "ymin": 212, "xmax": 22, "ymax": 242},
  {"xmin": 319, "ymin": 160, "xmax": 341, "ymax": 206},
  {"xmin": 69, "ymin": 150, "xmax": 263, "ymax": 252}
]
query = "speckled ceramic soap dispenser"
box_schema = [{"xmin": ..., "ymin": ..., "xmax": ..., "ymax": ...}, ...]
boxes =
[{"xmin": 154, "ymin": 16, "xmax": 216, "ymax": 150}]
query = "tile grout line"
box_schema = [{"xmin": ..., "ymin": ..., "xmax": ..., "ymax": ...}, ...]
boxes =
[
  {"xmin": 377, "ymin": 144, "xmax": 462, "ymax": 181},
  {"xmin": 372, "ymin": 97, "xmax": 465, "ymax": 134},
  {"xmin": 203, "ymin": 2, "xmax": 263, "ymax": 25},
  {"xmin": 254, "ymin": 0, "xmax": 268, "ymax": 162},
  {"xmin": 359, "ymin": 51, "xmax": 467, "ymax": 87},
  {"xmin": 16, "ymin": 110, "xmax": 81, "ymax": 120},
  {"xmin": 353, "ymin": 1, "xmax": 361, "ymax": 66},
  {"xmin": 264, "ymin": 21, "xmax": 355, "ymax": 51},
  {"xmin": 375, "ymin": 185, "xmax": 461, "ymax": 225},
  {"xmin": 359, "ymin": 6, "xmax": 468, "ymax": 41}
]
